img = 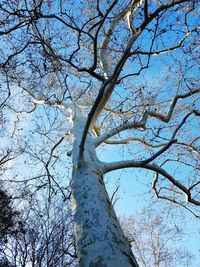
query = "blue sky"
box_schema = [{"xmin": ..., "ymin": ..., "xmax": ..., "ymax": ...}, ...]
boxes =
[{"xmin": 0, "ymin": 1, "xmax": 199, "ymax": 265}]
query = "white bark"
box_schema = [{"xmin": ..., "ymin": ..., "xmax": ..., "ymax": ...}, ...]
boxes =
[{"xmin": 71, "ymin": 110, "xmax": 138, "ymax": 267}]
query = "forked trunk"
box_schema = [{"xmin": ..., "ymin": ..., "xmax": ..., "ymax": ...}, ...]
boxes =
[{"xmin": 71, "ymin": 112, "xmax": 138, "ymax": 266}]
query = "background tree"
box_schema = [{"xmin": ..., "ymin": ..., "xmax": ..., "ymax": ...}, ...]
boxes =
[
  {"xmin": 0, "ymin": 142, "xmax": 22, "ymax": 248},
  {"xmin": 120, "ymin": 207, "xmax": 194, "ymax": 267},
  {"xmin": 1, "ymin": 203, "xmax": 195, "ymax": 267},
  {"xmin": 0, "ymin": 0, "xmax": 199, "ymax": 266},
  {"xmin": 0, "ymin": 189, "xmax": 19, "ymax": 243},
  {"xmin": 0, "ymin": 196, "xmax": 77, "ymax": 267}
]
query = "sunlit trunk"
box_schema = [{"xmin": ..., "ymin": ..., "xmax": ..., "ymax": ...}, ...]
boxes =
[{"xmin": 71, "ymin": 111, "xmax": 138, "ymax": 267}]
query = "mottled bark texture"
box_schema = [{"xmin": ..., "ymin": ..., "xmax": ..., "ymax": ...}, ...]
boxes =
[{"xmin": 71, "ymin": 112, "xmax": 138, "ymax": 266}]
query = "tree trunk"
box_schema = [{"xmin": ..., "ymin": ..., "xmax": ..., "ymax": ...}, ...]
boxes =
[{"xmin": 71, "ymin": 112, "xmax": 138, "ymax": 267}]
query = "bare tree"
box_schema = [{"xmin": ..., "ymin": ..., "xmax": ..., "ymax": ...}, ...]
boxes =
[
  {"xmin": 120, "ymin": 207, "xmax": 194, "ymax": 267},
  {"xmin": 0, "ymin": 0, "xmax": 199, "ymax": 266},
  {"xmin": 0, "ymin": 196, "xmax": 77, "ymax": 267},
  {"xmin": 0, "ymin": 189, "xmax": 20, "ymax": 245}
]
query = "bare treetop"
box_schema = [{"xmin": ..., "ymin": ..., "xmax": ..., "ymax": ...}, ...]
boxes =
[{"xmin": 0, "ymin": 0, "xmax": 200, "ymax": 266}]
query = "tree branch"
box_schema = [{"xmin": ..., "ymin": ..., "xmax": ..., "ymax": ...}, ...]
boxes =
[
  {"xmin": 80, "ymin": 1, "xmax": 146, "ymax": 140},
  {"xmin": 152, "ymin": 174, "xmax": 200, "ymax": 218},
  {"xmin": 102, "ymin": 137, "xmax": 176, "ymax": 171},
  {"xmin": 98, "ymin": 137, "xmax": 168, "ymax": 147},
  {"xmin": 95, "ymin": 88, "xmax": 199, "ymax": 147},
  {"xmin": 94, "ymin": 112, "xmax": 148, "ymax": 147},
  {"xmin": 145, "ymin": 88, "xmax": 200, "ymax": 123},
  {"xmin": 129, "ymin": 26, "xmax": 200, "ymax": 57},
  {"xmin": 144, "ymin": 0, "xmax": 148, "ymax": 20},
  {"xmin": 102, "ymin": 162, "xmax": 200, "ymax": 206}
]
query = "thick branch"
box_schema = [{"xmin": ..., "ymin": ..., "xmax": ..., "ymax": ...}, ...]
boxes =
[
  {"xmin": 95, "ymin": 112, "xmax": 148, "ymax": 146},
  {"xmin": 139, "ymin": 0, "xmax": 189, "ymax": 32},
  {"xmin": 99, "ymin": 0, "xmax": 143, "ymax": 76},
  {"xmin": 99, "ymin": 0, "xmax": 142, "ymax": 78},
  {"xmin": 172, "ymin": 110, "xmax": 200, "ymax": 139},
  {"xmin": 152, "ymin": 173, "xmax": 200, "ymax": 218},
  {"xmin": 102, "ymin": 162, "xmax": 200, "ymax": 206},
  {"xmin": 86, "ymin": 1, "xmax": 147, "ymax": 130},
  {"xmin": 141, "ymin": 139, "xmax": 177, "ymax": 165},
  {"xmin": 99, "ymin": 0, "xmax": 124, "ymax": 78},
  {"xmin": 95, "ymin": 88, "xmax": 199, "ymax": 147},
  {"xmin": 145, "ymin": 88, "xmax": 200, "ymax": 123},
  {"xmin": 102, "ymin": 138, "xmax": 175, "ymax": 171},
  {"xmin": 100, "ymin": 137, "xmax": 168, "ymax": 147},
  {"xmin": 15, "ymin": 82, "xmax": 70, "ymax": 110},
  {"xmin": 32, "ymin": 98, "xmax": 69, "ymax": 110},
  {"xmin": 77, "ymin": 1, "xmax": 196, "ymax": 155},
  {"xmin": 130, "ymin": 26, "xmax": 200, "ymax": 57},
  {"xmin": 0, "ymin": 20, "xmax": 30, "ymax": 36},
  {"xmin": 89, "ymin": 0, "xmax": 119, "ymax": 73},
  {"xmin": 144, "ymin": 0, "xmax": 148, "ymax": 20}
]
